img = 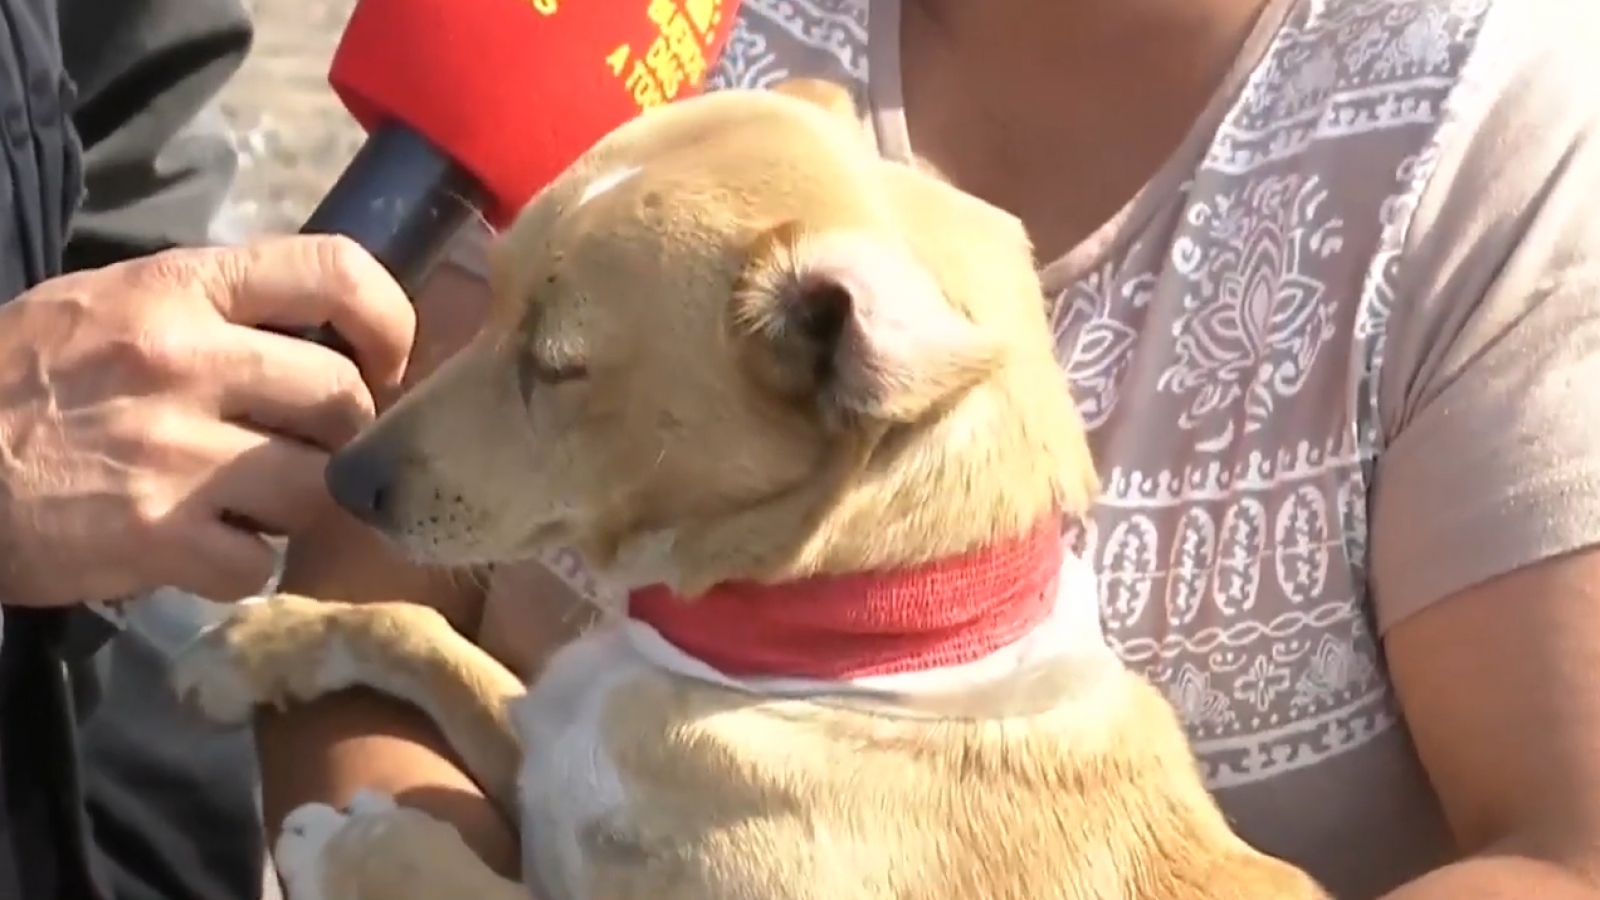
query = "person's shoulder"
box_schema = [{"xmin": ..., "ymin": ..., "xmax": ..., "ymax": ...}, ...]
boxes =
[
  {"xmin": 1385, "ymin": 0, "xmax": 1600, "ymax": 401},
  {"xmin": 1408, "ymin": 0, "xmax": 1600, "ymax": 219},
  {"xmin": 1354, "ymin": 0, "xmax": 1600, "ymax": 619},
  {"xmin": 708, "ymin": 0, "xmax": 870, "ymax": 93},
  {"xmin": 1432, "ymin": 0, "xmax": 1600, "ymax": 184}
]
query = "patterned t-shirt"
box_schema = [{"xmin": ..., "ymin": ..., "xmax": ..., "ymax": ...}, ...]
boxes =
[{"xmin": 451, "ymin": 0, "xmax": 1600, "ymax": 896}]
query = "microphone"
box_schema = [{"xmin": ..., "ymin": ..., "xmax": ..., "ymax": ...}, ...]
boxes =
[{"xmin": 292, "ymin": 0, "xmax": 742, "ymax": 354}]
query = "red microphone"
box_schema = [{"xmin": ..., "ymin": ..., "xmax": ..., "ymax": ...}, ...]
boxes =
[{"xmin": 294, "ymin": 0, "xmax": 741, "ymax": 351}]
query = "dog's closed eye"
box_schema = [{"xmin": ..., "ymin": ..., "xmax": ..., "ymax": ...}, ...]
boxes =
[{"xmin": 518, "ymin": 353, "xmax": 590, "ymax": 401}]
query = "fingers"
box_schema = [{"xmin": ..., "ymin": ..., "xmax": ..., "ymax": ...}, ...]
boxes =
[
  {"xmin": 211, "ymin": 325, "xmax": 377, "ymax": 451},
  {"xmin": 189, "ymin": 236, "xmax": 418, "ymax": 391},
  {"xmin": 157, "ymin": 519, "xmax": 280, "ymax": 603},
  {"xmin": 147, "ymin": 419, "xmax": 334, "ymax": 602},
  {"xmin": 181, "ymin": 418, "xmax": 337, "ymax": 539}
]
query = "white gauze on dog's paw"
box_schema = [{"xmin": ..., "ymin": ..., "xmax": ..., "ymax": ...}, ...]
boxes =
[
  {"xmin": 275, "ymin": 792, "xmax": 408, "ymax": 900},
  {"xmin": 276, "ymin": 802, "xmax": 350, "ymax": 900}
]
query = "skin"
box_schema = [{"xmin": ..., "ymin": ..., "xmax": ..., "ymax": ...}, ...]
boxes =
[
  {"xmin": 258, "ymin": 0, "xmax": 1600, "ymax": 896},
  {"xmin": 260, "ymin": 260, "xmax": 528, "ymax": 878},
  {"xmin": 0, "ymin": 236, "xmax": 413, "ymax": 606},
  {"xmin": 1378, "ymin": 554, "xmax": 1600, "ymax": 898}
]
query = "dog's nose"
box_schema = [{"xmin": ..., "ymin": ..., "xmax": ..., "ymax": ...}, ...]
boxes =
[{"xmin": 324, "ymin": 445, "xmax": 393, "ymax": 526}]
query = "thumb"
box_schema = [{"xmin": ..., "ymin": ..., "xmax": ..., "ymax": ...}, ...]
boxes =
[{"xmin": 198, "ymin": 235, "xmax": 416, "ymax": 390}]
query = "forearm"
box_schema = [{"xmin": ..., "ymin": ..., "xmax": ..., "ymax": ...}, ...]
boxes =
[
  {"xmin": 256, "ymin": 255, "xmax": 517, "ymax": 871},
  {"xmin": 256, "ymin": 504, "xmax": 519, "ymax": 875},
  {"xmin": 256, "ymin": 693, "xmax": 521, "ymax": 877},
  {"xmin": 1382, "ymin": 833, "xmax": 1600, "ymax": 900},
  {"xmin": 1381, "ymin": 857, "xmax": 1593, "ymax": 900}
]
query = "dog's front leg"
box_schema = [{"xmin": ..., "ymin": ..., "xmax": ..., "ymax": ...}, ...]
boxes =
[
  {"xmin": 276, "ymin": 790, "xmax": 531, "ymax": 900},
  {"xmin": 170, "ymin": 593, "xmax": 526, "ymax": 811}
]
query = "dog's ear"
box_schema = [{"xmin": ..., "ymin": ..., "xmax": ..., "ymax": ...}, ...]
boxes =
[
  {"xmin": 770, "ymin": 78, "xmax": 859, "ymax": 124},
  {"xmin": 736, "ymin": 223, "xmax": 1000, "ymax": 426}
]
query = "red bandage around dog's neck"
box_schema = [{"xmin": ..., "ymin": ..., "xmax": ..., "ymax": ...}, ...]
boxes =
[{"xmin": 626, "ymin": 519, "xmax": 1063, "ymax": 680}]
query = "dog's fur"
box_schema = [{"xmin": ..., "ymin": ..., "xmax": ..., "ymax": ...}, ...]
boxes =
[{"xmin": 172, "ymin": 80, "xmax": 1330, "ymax": 900}]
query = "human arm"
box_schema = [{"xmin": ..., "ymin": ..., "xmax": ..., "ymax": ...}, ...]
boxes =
[
  {"xmin": 1366, "ymin": 6, "xmax": 1600, "ymax": 894},
  {"xmin": 255, "ymin": 544, "xmax": 587, "ymax": 880},
  {"xmin": 254, "ymin": 244, "xmax": 527, "ymax": 878},
  {"xmin": 1377, "ymin": 561, "xmax": 1600, "ymax": 900}
]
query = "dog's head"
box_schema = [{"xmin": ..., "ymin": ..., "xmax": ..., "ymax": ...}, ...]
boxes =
[{"xmin": 327, "ymin": 79, "xmax": 1093, "ymax": 594}]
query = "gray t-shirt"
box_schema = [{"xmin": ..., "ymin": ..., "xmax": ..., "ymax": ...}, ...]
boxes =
[{"xmin": 448, "ymin": 0, "xmax": 1600, "ymax": 896}]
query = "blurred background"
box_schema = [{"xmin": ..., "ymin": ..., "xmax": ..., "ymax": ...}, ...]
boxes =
[{"xmin": 216, "ymin": 0, "xmax": 365, "ymax": 236}]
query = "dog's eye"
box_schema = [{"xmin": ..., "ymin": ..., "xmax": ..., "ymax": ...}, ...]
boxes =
[
  {"xmin": 517, "ymin": 354, "xmax": 590, "ymax": 400},
  {"xmin": 536, "ymin": 361, "xmax": 589, "ymax": 383}
]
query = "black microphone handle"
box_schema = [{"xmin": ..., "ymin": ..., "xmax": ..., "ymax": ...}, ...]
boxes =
[{"xmin": 287, "ymin": 123, "xmax": 492, "ymax": 357}]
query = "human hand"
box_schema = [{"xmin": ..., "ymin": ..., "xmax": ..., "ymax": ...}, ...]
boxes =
[{"xmin": 0, "ymin": 236, "xmax": 415, "ymax": 607}]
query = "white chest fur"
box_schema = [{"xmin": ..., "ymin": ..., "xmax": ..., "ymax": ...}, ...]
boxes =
[
  {"xmin": 513, "ymin": 625, "xmax": 647, "ymax": 900},
  {"xmin": 512, "ymin": 554, "xmax": 1110, "ymax": 900}
]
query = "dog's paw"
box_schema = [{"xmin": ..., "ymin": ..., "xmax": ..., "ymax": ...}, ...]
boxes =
[
  {"xmin": 277, "ymin": 792, "xmax": 484, "ymax": 900},
  {"xmin": 275, "ymin": 793, "xmax": 403, "ymax": 900},
  {"xmin": 170, "ymin": 593, "xmax": 339, "ymax": 724},
  {"xmin": 276, "ymin": 802, "xmax": 355, "ymax": 900}
]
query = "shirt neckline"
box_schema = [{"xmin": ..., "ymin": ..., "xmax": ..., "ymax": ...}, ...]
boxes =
[{"xmin": 864, "ymin": 0, "xmax": 1299, "ymax": 285}]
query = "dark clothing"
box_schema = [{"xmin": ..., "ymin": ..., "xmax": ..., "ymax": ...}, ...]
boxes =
[
  {"xmin": 0, "ymin": 0, "xmax": 78, "ymax": 299},
  {"xmin": 0, "ymin": 2, "xmax": 97, "ymax": 895},
  {"xmin": 0, "ymin": 1, "xmax": 258, "ymax": 898},
  {"xmin": 81, "ymin": 620, "xmax": 269, "ymax": 900},
  {"xmin": 60, "ymin": 0, "xmax": 251, "ymax": 268}
]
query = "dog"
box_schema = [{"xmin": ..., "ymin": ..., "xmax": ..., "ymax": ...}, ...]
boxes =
[{"xmin": 171, "ymin": 79, "xmax": 1331, "ymax": 900}]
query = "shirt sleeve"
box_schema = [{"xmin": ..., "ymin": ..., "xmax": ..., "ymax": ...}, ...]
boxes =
[
  {"xmin": 1368, "ymin": 0, "xmax": 1600, "ymax": 631},
  {"xmin": 57, "ymin": 0, "xmax": 252, "ymax": 269}
]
